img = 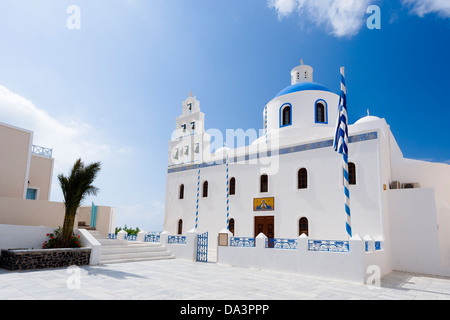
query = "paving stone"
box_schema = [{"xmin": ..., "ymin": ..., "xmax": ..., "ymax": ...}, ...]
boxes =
[{"xmin": 0, "ymin": 259, "xmax": 450, "ymax": 300}]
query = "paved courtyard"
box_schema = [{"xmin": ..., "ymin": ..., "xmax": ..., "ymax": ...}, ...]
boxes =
[{"xmin": 1, "ymin": 259, "xmax": 450, "ymax": 301}]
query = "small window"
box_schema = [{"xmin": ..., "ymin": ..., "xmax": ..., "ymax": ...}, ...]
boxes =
[
  {"xmin": 177, "ymin": 219, "xmax": 183, "ymax": 235},
  {"xmin": 194, "ymin": 143, "xmax": 200, "ymax": 154},
  {"xmin": 26, "ymin": 188, "xmax": 37, "ymax": 200},
  {"xmin": 349, "ymin": 163, "xmax": 356, "ymax": 185},
  {"xmin": 299, "ymin": 217, "xmax": 309, "ymax": 236},
  {"xmin": 191, "ymin": 122, "xmax": 195, "ymax": 130},
  {"xmin": 202, "ymin": 181, "xmax": 209, "ymax": 197},
  {"xmin": 181, "ymin": 124, "xmax": 187, "ymax": 132},
  {"xmin": 187, "ymin": 103, "xmax": 192, "ymax": 111},
  {"xmin": 229, "ymin": 177, "xmax": 236, "ymax": 195},
  {"xmin": 179, "ymin": 184, "xmax": 184, "ymax": 200},
  {"xmin": 315, "ymin": 101, "xmax": 327, "ymax": 123},
  {"xmin": 229, "ymin": 218, "xmax": 235, "ymax": 235},
  {"xmin": 184, "ymin": 145, "xmax": 189, "ymax": 155},
  {"xmin": 298, "ymin": 168, "xmax": 307, "ymax": 189},
  {"xmin": 280, "ymin": 104, "xmax": 292, "ymax": 127},
  {"xmin": 260, "ymin": 174, "xmax": 268, "ymax": 193}
]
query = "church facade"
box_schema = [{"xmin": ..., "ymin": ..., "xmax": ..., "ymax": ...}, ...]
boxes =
[{"xmin": 163, "ymin": 62, "xmax": 450, "ymax": 277}]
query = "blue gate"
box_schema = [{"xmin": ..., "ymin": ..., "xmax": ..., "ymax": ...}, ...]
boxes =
[{"xmin": 196, "ymin": 232, "xmax": 208, "ymax": 263}]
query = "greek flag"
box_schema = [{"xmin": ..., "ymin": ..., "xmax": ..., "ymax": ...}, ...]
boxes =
[
  {"xmin": 334, "ymin": 67, "xmax": 348, "ymax": 155},
  {"xmin": 333, "ymin": 67, "xmax": 352, "ymax": 238}
]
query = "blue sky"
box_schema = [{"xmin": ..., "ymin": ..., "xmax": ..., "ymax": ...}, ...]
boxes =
[{"xmin": 0, "ymin": 0, "xmax": 449, "ymax": 232}]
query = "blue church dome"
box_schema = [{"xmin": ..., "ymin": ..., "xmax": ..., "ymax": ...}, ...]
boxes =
[{"xmin": 274, "ymin": 82, "xmax": 332, "ymax": 99}]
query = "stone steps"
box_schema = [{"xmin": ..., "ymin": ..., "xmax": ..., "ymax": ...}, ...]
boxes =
[{"xmin": 88, "ymin": 230, "xmax": 175, "ymax": 265}]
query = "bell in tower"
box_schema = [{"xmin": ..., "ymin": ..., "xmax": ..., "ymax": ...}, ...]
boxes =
[{"xmin": 290, "ymin": 59, "xmax": 314, "ymax": 85}]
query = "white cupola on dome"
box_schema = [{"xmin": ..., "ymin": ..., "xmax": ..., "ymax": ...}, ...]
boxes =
[{"xmin": 291, "ymin": 60, "xmax": 313, "ymax": 85}]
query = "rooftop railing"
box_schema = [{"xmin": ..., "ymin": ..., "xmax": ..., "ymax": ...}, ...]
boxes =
[{"xmin": 32, "ymin": 145, "xmax": 53, "ymax": 158}]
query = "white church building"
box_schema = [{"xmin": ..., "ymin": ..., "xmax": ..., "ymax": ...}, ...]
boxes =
[{"xmin": 163, "ymin": 62, "xmax": 450, "ymax": 281}]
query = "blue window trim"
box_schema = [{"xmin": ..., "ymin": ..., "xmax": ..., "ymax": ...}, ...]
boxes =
[
  {"xmin": 315, "ymin": 99, "xmax": 328, "ymax": 124},
  {"xmin": 279, "ymin": 103, "xmax": 292, "ymax": 128}
]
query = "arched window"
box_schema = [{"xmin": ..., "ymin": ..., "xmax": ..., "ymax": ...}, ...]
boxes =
[
  {"xmin": 348, "ymin": 162, "xmax": 356, "ymax": 185},
  {"xmin": 260, "ymin": 174, "xmax": 268, "ymax": 193},
  {"xmin": 298, "ymin": 168, "xmax": 307, "ymax": 189},
  {"xmin": 179, "ymin": 184, "xmax": 184, "ymax": 199},
  {"xmin": 229, "ymin": 177, "xmax": 236, "ymax": 195},
  {"xmin": 299, "ymin": 217, "xmax": 309, "ymax": 236},
  {"xmin": 315, "ymin": 100, "xmax": 327, "ymax": 123},
  {"xmin": 229, "ymin": 218, "xmax": 235, "ymax": 235},
  {"xmin": 202, "ymin": 181, "xmax": 209, "ymax": 197},
  {"xmin": 177, "ymin": 219, "xmax": 183, "ymax": 235},
  {"xmin": 280, "ymin": 104, "xmax": 292, "ymax": 127}
]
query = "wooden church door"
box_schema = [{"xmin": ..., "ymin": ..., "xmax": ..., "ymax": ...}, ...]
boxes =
[{"xmin": 254, "ymin": 216, "xmax": 275, "ymax": 246}]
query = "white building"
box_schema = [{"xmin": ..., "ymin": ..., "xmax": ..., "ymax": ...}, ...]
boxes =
[{"xmin": 163, "ymin": 62, "xmax": 450, "ymax": 278}]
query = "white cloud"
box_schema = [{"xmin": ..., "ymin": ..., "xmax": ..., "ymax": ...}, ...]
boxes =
[
  {"xmin": 268, "ymin": 0, "xmax": 372, "ymax": 37},
  {"xmin": 269, "ymin": 0, "xmax": 298, "ymax": 19},
  {"xmin": 0, "ymin": 85, "xmax": 133, "ymax": 199},
  {"xmin": 402, "ymin": 0, "xmax": 450, "ymax": 18}
]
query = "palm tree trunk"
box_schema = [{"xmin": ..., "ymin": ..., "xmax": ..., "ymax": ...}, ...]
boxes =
[{"xmin": 61, "ymin": 207, "xmax": 77, "ymax": 247}]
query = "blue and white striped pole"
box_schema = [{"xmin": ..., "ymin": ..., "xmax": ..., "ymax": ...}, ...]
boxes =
[
  {"xmin": 264, "ymin": 105, "xmax": 268, "ymax": 144},
  {"xmin": 195, "ymin": 165, "xmax": 201, "ymax": 230},
  {"xmin": 226, "ymin": 151, "xmax": 230, "ymax": 231},
  {"xmin": 333, "ymin": 67, "xmax": 352, "ymax": 239}
]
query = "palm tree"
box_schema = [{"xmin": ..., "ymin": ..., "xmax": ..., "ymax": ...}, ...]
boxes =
[{"xmin": 58, "ymin": 158, "xmax": 101, "ymax": 247}]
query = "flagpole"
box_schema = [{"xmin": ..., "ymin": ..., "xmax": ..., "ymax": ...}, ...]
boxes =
[
  {"xmin": 226, "ymin": 151, "xmax": 230, "ymax": 231},
  {"xmin": 334, "ymin": 67, "xmax": 352, "ymax": 240},
  {"xmin": 195, "ymin": 164, "xmax": 201, "ymax": 231}
]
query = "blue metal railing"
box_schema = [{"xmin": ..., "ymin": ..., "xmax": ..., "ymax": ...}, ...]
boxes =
[
  {"xmin": 168, "ymin": 235, "xmax": 186, "ymax": 244},
  {"xmin": 265, "ymin": 238, "xmax": 298, "ymax": 249},
  {"xmin": 230, "ymin": 237, "xmax": 255, "ymax": 247},
  {"xmin": 308, "ymin": 240, "xmax": 349, "ymax": 252},
  {"xmin": 144, "ymin": 234, "xmax": 160, "ymax": 243},
  {"xmin": 126, "ymin": 234, "xmax": 137, "ymax": 241}
]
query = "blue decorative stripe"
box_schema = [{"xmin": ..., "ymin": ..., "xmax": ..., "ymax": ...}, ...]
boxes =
[
  {"xmin": 168, "ymin": 131, "xmax": 378, "ymax": 174},
  {"xmin": 346, "ymin": 223, "xmax": 352, "ymax": 237},
  {"xmin": 343, "ymin": 170, "xmax": 349, "ymax": 182},
  {"xmin": 344, "ymin": 187, "xmax": 350, "ymax": 199}
]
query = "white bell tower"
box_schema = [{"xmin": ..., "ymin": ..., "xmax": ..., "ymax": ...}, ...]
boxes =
[
  {"xmin": 290, "ymin": 59, "xmax": 313, "ymax": 85},
  {"xmin": 168, "ymin": 92, "xmax": 207, "ymax": 166}
]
